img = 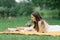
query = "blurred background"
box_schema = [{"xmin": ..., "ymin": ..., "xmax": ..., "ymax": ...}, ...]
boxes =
[{"xmin": 0, "ymin": 0, "xmax": 60, "ymax": 19}]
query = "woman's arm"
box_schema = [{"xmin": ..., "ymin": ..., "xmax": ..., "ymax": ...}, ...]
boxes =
[{"xmin": 23, "ymin": 25, "xmax": 35, "ymax": 31}]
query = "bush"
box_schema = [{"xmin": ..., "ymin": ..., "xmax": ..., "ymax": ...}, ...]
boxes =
[{"xmin": 40, "ymin": 9, "xmax": 60, "ymax": 19}]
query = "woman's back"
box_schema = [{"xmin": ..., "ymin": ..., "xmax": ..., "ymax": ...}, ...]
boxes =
[
  {"xmin": 42, "ymin": 20, "xmax": 60, "ymax": 32},
  {"xmin": 38, "ymin": 20, "xmax": 49, "ymax": 33}
]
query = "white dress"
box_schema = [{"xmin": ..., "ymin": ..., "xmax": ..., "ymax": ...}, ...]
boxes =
[{"xmin": 44, "ymin": 21, "xmax": 60, "ymax": 32}]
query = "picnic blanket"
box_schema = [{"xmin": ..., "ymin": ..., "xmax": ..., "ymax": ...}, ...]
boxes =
[
  {"xmin": 0, "ymin": 31, "xmax": 60, "ymax": 36},
  {"xmin": 0, "ymin": 27, "xmax": 60, "ymax": 36}
]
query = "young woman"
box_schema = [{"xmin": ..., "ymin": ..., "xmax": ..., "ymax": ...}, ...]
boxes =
[
  {"xmin": 31, "ymin": 12, "xmax": 60, "ymax": 33},
  {"xmin": 31, "ymin": 12, "xmax": 47, "ymax": 33},
  {"xmin": 19, "ymin": 12, "xmax": 47, "ymax": 32}
]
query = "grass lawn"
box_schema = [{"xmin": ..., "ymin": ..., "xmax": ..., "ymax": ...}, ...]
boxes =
[{"xmin": 0, "ymin": 16, "xmax": 60, "ymax": 40}]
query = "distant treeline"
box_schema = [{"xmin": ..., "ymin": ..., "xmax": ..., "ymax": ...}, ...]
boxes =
[{"xmin": 0, "ymin": 0, "xmax": 60, "ymax": 19}]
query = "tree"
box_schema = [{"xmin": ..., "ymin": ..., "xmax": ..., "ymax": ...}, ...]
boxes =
[
  {"xmin": 31, "ymin": 0, "xmax": 60, "ymax": 9},
  {"xmin": 0, "ymin": 0, "xmax": 16, "ymax": 8},
  {"xmin": 14, "ymin": 1, "xmax": 34, "ymax": 16}
]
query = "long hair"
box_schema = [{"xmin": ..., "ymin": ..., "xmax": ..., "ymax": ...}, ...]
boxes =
[{"xmin": 31, "ymin": 12, "xmax": 43, "ymax": 32}]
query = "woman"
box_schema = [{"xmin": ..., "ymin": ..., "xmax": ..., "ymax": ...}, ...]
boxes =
[
  {"xmin": 31, "ymin": 12, "xmax": 60, "ymax": 33},
  {"xmin": 31, "ymin": 12, "xmax": 47, "ymax": 33}
]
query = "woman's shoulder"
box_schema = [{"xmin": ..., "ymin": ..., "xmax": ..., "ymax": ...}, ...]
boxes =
[
  {"xmin": 38, "ymin": 19, "xmax": 48, "ymax": 25},
  {"xmin": 39, "ymin": 19, "xmax": 44, "ymax": 23},
  {"xmin": 38, "ymin": 19, "xmax": 44, "ymax": 23}
]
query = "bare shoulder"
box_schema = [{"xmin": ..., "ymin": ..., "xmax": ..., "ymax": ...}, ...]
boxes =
[
  {"xmin": 38, "ymin": 21, "xmax": 41, "ymax": 24},
  {"xmin": 38, "ymin": 19, "xmax": 44, "ymax": 24}
]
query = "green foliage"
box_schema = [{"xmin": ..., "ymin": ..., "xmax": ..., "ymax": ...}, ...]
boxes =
[
  {"xmin": 0, "ymin": 7, "xmax": 7, "ymax": 17},
  {"xmin": 40, "ymin": 9, "xmax": 60, "ymax": 19},
  {"xmin": 14, "ymin": 1, "xmax": 34, "ymax": 16},
  {"xmin": 0, "ymin": 0, "xmax": 60, "ymax": 19},
  {"xmin": 32, "ymin": 0, "xmax": 60, "ymax": 9},
  {"xmin": 0, "ymin": 0, "xmax": 34, "ymax": 17},
  {"xmin": 0, "ymin": 0, "xmax": 16, "ymax": 7}
]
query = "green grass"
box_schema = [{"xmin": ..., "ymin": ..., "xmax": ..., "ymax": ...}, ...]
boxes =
[
  {"xmin": 0, "ymin": 34, "xmax": 60, "ymax": 40},
  {"xmin": 0, "ymin": 16, "xmax": 30, "ymax": 31},
  {"xmin": 0, "ymin": 16, "xmax": 60, "ymax": 40}
]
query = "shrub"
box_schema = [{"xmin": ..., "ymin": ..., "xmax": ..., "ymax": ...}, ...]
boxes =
[{"xmin": 40, "ymin": 9, "xmax": 59, "ymax": 19}]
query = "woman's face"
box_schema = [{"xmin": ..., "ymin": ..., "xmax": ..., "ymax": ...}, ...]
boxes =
[{"xmin": 31, "ymin": 15, "xmax": 36, "ymax": 22}]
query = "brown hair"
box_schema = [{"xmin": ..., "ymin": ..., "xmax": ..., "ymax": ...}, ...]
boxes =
[{"xmin": 31, "ymin": 12, "xmax": 43, "ymax": 32}]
